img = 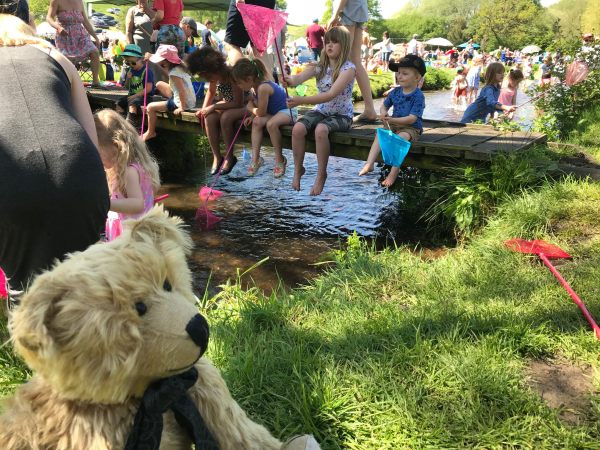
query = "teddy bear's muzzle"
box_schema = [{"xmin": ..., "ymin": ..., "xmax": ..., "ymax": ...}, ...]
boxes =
[{"xmin": 186, "ymin": 314, "xmax": 210, "ymax": 356}]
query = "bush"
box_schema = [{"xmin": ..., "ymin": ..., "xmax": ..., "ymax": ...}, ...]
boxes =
[
  {"xmin": 423, "ymin": 68, "xmax": 454, "ymax": 90},
  {"xmin": 533, "ymin": 44, "xmax": 600, "ymax": 140}
]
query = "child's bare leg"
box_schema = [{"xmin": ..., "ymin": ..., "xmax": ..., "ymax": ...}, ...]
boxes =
[
  {"xmin": 155, "ymin": 81, "xmax": 173, "ymax": 98},
  {"xmin": 142, "ymin": 101, "xmax": 167, "ymax": 141},
  {"xmin": 204, "ymin": 112, "xmax": 223, "ymax": 167},
  {"xmin": 311, "ymin": 123, "xmax": 330, "ymax": 196},
  {"xmin": 291, "ymin": 122, "xmax": 308, "ymax": 191},
  {"xmin": 220, "ymin": 107, "xmax": 246, "ymax": 170},
  {"xmin": 250, "ymin": 115, "xmax": 269, "ymax": 170},
  {"xmin": 266, "ymin": 112, "xmax": 293, "ymax": 164},
  {"xmin": 89, "ymin": 49, "xmax": 100, "ymax": 86},
  {"xmin": 381, "ymin": 132, "xmax": 410, "ymax": 187},
  {"xmin": 359, "ymin": 134, "xmax": 381, "ymax": 176}
]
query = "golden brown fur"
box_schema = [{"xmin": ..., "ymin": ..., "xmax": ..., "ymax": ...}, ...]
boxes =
[{"xmin": 0, "ymin": 207, "xmax": 318, "ymax": 450}]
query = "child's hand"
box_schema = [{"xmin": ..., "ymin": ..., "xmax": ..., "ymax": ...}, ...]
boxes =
[
  {"xmin": 126, "ymin": 70, "xmax": 133, "ymax": 79},
  {"xmin": 198, "ymin": 105, "xmax": 215, "ymax": 116},
  {"xmin": 243, "ymin": 116, "xmax": 253, "ymax": 127},
  {"xmin": 143, "ymin": 52, "xmax": 153, "ymax": 61},
  {"xmin": 287, "ymin": 96, "xmax": 301, "ymax": 108},
  {"xmin": 283, "ymin": 75, "xmax": 294, "ymax": 87},
  {"xmin": 173, "ymin": 107, "xmax": 183, "ymax": 115}
]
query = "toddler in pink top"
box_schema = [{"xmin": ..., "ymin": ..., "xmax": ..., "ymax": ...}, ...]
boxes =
[
  {"xmin": 498, "ymin": 69, "xmax": 524, "ymax": 120},
  {"xmin": 94, "ymin": 109, "xmax": 161, "ymax": 241}
]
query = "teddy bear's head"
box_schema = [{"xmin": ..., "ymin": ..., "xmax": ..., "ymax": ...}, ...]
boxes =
[{"xmin": 10, "ymin": 206, "xmax": 209, "ymax": 404}]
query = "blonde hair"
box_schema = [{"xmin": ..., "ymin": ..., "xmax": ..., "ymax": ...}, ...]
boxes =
[
  {"xmin": 316, "ymin": 27, "xmax": 351, "ymax": 82},
  {"xmin": 0, "ymin": 14, "xmax": 51, "ymax": 47},
  {"xmin": 94, "ymin": 109, "xmax": 160, "ymax": 198},
  {"xmin": 483, "ymin": 62, "xmax": 505, "ymax": 87}
]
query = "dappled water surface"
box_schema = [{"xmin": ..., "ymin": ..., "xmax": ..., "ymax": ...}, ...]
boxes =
[
  {"xmin": 162, "ymin": 89, "xmax": 536, "ymax": 294},
  {"xmin": 161, "ymin": 148, "xmax": 401, "ymax": 294}
]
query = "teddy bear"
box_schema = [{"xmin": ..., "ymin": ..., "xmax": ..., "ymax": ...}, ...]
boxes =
[{"xmin": 0, "ymin": 206, "xmax": 320, "ymax": 450}]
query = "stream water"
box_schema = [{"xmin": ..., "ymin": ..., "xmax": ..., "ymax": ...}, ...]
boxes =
[{"xmin": 161, "ymin": 88, "xmax": 536, "ymax": 294}]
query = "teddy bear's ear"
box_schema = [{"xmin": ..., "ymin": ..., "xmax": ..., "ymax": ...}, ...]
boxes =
[
  {"xmin": 125, "ymin": 205, "xmax": 192, "ymax": 254},
  {"xmin": 10, "ymin": 281, "xmax": 63, "ymax": 356}
]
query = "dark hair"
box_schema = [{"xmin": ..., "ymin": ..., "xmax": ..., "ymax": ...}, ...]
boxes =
[
  {"xmin": 231, "ymin": 57, "xmax": 268, "ymax": 82},
  {"xmin": 383, "ymin": 31, "xmax": 389, "ymax": 39},
  {"xmin": 0, "ymin": 0, "xmax": 29, "ymax": 23},
  {"xmin": 185, "ymin": 46, "xmax": 228, "ymax": 79}
]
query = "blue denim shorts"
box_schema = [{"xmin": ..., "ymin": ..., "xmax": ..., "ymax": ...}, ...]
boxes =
[
  {"xmin": 276, "ymin": 108, "xmax": 298, "ymax": 121},
  {"xmin": 166, "ymin": 97, "xmax": 177, "ymax": 111}
]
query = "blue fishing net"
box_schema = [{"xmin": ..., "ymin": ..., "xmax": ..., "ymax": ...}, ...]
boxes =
[{"xmin": 377, "ymin": 128, "xmax": 411, "ymax": 167}]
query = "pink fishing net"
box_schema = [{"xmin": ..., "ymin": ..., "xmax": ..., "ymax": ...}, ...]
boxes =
[
  {"xmin": 565, "ymin": 60, "xmax": 589, "ymax": 86},
  {"xmin": 0, "ymin": 267, "xmax": 7, "ymax": 300},
  {"xmin": 195, "ymin": 207, "xmax": 222, "ymax": 231},
  {"xmin": 505, "ymin": 239, "xmax": 571, "ymax": 259},
  {"xmin": 237, "ymin": 3, "xmax": 288, "ymax": 54},
  {"xmin": 199, "ymin": 186, "xmax": 223, "ymax": 202}
]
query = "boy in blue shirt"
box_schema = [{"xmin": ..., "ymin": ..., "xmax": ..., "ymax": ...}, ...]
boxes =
[
  {"xmin": 359, "ymin": 54, "xmax": 426, "ymax": 186},
  {"xmin": 116, "ymin": 44, "xmax": 155, "ymax": 121}
]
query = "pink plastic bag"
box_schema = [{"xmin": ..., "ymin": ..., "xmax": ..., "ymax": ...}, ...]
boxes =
[
  {"xmin": 105, "ymin": 211, "xmax": 123, "ymax": 242},
  {"xmin": 236, "ymin": 3, "xmax": 288, "ymax": 54}
]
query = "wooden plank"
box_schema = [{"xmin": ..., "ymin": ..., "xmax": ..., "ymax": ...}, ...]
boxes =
[
  {"xmin": 438, "ymin": 128, "xmax": 501, "ymax": 147},
  {"xmin": 471, "ymin": 132, "xmax": 540, "ymax": 153},
  {"xmin": 419, "ymin": 127, "xmax": 468, "ymax": 144}
]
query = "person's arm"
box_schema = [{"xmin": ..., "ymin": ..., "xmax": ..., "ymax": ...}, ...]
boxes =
[
  {"xmin": 80, "ymin": 4, "xmax": 99, "ymax": 44},
  {"xmin": 170, "ymin": 75, "xmax": 188, "ymax": 114},
  {"xmin": 213, "ymin": 83, "xmax": 244, "ymax": 111},
  {"xmin": 41, "ymin": 46, "xmax": 99, "ymax": 147},
  {"xmin": 201, "ymin": 81, "xmax": 216, "ymax": 109},
  {"xmin": 283, "ymin": 64, "xmax": 317, "ymax": 87},
  {"xmin": 110, "ymin": 166, "xmax": 144, "ymax": 214},
  {"xmin": 126, "ymin": 8, "xmax": 135, "ymax": 44},
  {"xmin": 288, "ymin": 65, "xmax": 354, "ymax": 107},
  {"xmin": 386, "ymin": 114, "xmax": 417, "ymax": 126},
  {"xmin": 46, "ymin": 0, "xmax": 66, "ymax": 36},
  {"xmin": 327, "ymin": 0, "xmax": 348, "ymax": 29},
  {"xmin": 250, "ymin": 83, "xmax": 273, "ymax": 117}
]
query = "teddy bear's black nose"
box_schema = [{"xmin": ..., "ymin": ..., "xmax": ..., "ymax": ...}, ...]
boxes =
[{"xmin": 185, "ymin": 314, "xmax": 209, "ymax": 355}]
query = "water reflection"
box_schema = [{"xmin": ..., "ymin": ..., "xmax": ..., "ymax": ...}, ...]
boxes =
[
  {"xmin": 162, "ymin": 148, "xmax": 399, "ymax": 294},
  {"xmin": 164, "ymin": 88, "xmax": 536, "ymax": 295}
]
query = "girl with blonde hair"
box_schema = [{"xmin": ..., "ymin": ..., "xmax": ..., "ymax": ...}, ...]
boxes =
[
  {"xmin": 285, "ymin": 26, "xmax": 356, "ymax": 195},
  {"xmin": 94, "ymin": 109, "xmax": 160, "ymax": 240}
]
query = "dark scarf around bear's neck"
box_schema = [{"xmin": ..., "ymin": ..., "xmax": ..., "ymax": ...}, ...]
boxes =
[{"xmin": 124, "ymin": 367, "xmax": 219, "ymax": 450}]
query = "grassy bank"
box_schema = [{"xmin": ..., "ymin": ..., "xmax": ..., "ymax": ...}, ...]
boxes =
[{"xmin": 199, "ymin": 175, "xmax": 600, "ymax": 448}]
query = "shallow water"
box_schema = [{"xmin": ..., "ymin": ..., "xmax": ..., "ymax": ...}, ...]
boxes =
[
  {"xmin": 162, "ymin": 88, "xmax": 537, "ymax": 294},
  {"xmin": 161, "ymin": 149, "xmax": 400, "ymax": 295}
]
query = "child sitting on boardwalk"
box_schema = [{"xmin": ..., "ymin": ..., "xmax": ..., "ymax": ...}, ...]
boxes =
[
  {"xmin": 231, "ymin": 57, "xmax": 297, "ymax": 177},
  {"xmin": 187, "ymin": 46, "xmax": 246, "ymax": 175},
  {"xmin": 142, "ymin": 44, "xmax": 195, "ymax": 141},
  {"xmin": 285, "ymin": 27, "xmax": 356, "ymax": 196},
  {"xmin": 359, "ymin": 55, "xmax": 426, "ymax": 187},
  {"xmin": 116, "ymin": 44, "xmax": 154, "ymax": 120},
  {"xmin": 94, "ymin": 109, "xmax": 160, "ymax": 240},
  {"xmin": 461, "ymin": 62, "xmax": 516, "ymax": 124}
]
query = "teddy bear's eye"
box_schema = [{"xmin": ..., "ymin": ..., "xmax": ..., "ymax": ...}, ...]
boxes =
[
  {"xmin": 163, "ymin": 280, "xmax": 172, "ymax": 292},
  {"xmin": 134, "ymin": 302, "xmax": 147, "ymax": 316}
]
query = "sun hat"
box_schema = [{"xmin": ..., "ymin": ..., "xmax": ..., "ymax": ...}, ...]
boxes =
[
  {"xmin": 388, "ymin": 54, "xmax": 427, "ymax": 76},
  {"xmin": 121, "ymin": 44, "xmax": 143, "ymax": 58},
  {"xmin": 149, "ymin": 45, "xmax": 182, "ymax": 65},
  {"xmin": 180, "ymin": 16, "xmax": 199, "ymax": 37}
]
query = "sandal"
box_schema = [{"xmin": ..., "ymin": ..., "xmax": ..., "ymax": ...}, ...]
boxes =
[
  {"xmin": 247, "ymin": 157, "xmax": 264, "ymax": 176},
  {"xmin": 220, "ymin": 155, "xmax": 238, "ymax": 175},
  {"xmin": 273, "ymin": 156, "xmax": 287, "ymax": 178}
]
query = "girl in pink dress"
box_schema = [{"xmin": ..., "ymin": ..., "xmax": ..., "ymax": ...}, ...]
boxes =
[
  {"xmin": 46, "ymin": 0, "xmax": 101, "ymax": 86},
  {"xmin": 94, "ymin": 109, "xmax": 161, "ymax": 241},
  {"xmin": 498, "ymin": 69, "xmax": 524, "ymax": 120}
]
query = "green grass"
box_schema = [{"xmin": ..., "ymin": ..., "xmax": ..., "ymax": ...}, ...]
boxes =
[
  {"xmin": 200, "ymin": 177, "xmax": 600, "ymax": 448},
  {"xmin": 568, "ymin": 104, "xmax": 600, "ymax": 163}
]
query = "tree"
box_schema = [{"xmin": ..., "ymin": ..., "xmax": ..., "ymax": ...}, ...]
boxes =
[
  {"xmin": 581, "ymin": 0, "xmax": 600, "ymax": 34},
  {"xmin": 470, "ymin": 0, "xmax": 552, "ymax": 50},
  {"xmin": 548, "ymin": 0, "xmax": 587, "ymax": 40}
]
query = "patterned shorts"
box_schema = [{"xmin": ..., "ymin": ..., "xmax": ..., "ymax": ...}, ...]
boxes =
[
  {"xmin": 157, "ymin": 25, "xmax": 186, "ymax": 58},
  {"xmin": 297, "ymin": 110, "xmax": 352, "ymax": 133}
]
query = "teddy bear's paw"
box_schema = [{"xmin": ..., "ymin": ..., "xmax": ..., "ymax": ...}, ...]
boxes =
[{"xmin": 281, "ymin": 434, "xmax": 321, "ymax": 450}]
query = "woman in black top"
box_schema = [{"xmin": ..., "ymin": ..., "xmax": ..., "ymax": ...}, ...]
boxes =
[{"xmin": 0, "ymin": 8, "xmax": 109, "ymax": 292}]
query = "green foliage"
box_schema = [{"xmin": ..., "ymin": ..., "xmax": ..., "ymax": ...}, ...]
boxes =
[
  {"xmin": 422, "ymin": 148, "xmax": 557, "ymax": 237},
  {"xmin": 28, "ymin": 0, "xmax": 49, "ymax": 21},
  {"xmin": 533, "ymin": 45, "xmax": 600, "ymax": 139},
  {"xmin": 547, "ymin": 0, "xmax": 588, "ymax": 44},
  {"xmin": 423, "ymin": 68, "xmax": 454, "ymax": 90}
]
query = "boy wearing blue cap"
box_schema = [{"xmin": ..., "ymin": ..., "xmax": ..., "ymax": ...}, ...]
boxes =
[
  {"xmin": 116, "ymin": 44, "xmax": 155, "ymax": 118},
  {"xmin": 359, "ymin": 54, "xmax": 426, "ymax": 186}
]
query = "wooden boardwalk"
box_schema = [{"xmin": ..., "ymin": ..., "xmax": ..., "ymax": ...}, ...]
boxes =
[{"xmin": 87, "ymin": 88, "xmax": 546, "ymax": 170}]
